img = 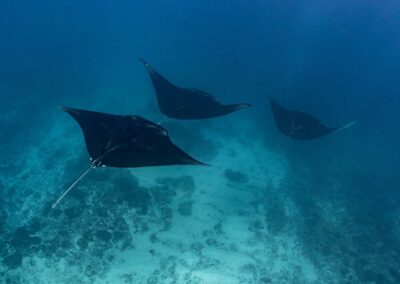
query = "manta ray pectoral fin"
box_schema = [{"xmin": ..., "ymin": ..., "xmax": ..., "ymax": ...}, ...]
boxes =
[
  {"xmin": 58, "ymin": 106, "xmax": 85, "ymax": 117},
  {"xmin": 139, "ymin": 58, "xmax": 151, "ymax": 70},
  {"xmin": 58, "ymin": 106, "xmax": 70, "ymax": 112},
  {"xmin": 188, "ymin": 159, "xmax": 210, "ymax": 166},
  {"xmin": 57, "ymin": 106, "xmax": 207, "ymax": 206},
  {"xmin": 138, "ymin": 58, "xmax": 146, "ymax": 65}
]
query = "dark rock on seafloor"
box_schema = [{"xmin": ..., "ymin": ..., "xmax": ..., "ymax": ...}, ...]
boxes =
[
  {"xmin": 95, "ymin": 230, "xmax": 112, "ymax": 242},
  {"xmin": 259, "ymin": 276, "xmax": 272, "ymax": 283},
  {"xmin": 113, "ymin": 175, "xmax": 151, "ymax": 214},
  {"xmin": 27, "ymin": 218, "xmax": 42, "ymax": 233},
  {"xmin": 177, "ymin": 200, "xmax": 193, "ymax": 216},
  {"xmin": 112, "ymin": 231, "xmax": 126, "ymax": 241},
  {"xmin": 3, "ymin": 253, "xmax": 23, "ymax": 269},
  {"xmin": 0, "ymin": 208, "xmax": 7, "ymax": 233},
  {"xmin": 76, "ymin": 237, "xmax": 89, "ymax": 250},
  {"xmin": 64, "ymin": 206, "xmax": 82, "ymax": 220},
  {"xmin": 14, "ymin": 226, "xmax": 30, "ymax": 239},
  {"xmin": 10, "ymin": 226, "xmax": 42, "ymax": 250}
]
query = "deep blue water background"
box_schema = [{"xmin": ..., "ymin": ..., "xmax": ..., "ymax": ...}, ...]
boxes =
[
  {"xmin": 1, "ymin": 0, "xmax": 400, "ymax": 282},
  {"xmin": 1, "ymin": 0, "xmax": 399, "ymax": 186},
  {"xmin": 2, "ymin": 0, "xmax": 400, "ymax": 146}
]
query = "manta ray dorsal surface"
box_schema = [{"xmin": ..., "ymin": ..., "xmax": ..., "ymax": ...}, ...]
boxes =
[
  {"xmin": 52, "ymin": 106, "xmax": 205, "ymax": 208},
  {"xmin": 268, "ymin": 96, "xmax": 356, "ymax": 140},
  {"xmin": 140, "ymin": 58, "xmax": 251, "ymax": 119}
]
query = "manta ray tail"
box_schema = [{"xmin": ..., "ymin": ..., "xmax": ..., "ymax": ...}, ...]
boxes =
[
  {"xmin": 51, "ymin": 165, "xmax": 95, "ymax": 209},
  {"xmin": 226, "ymin": 103, "xmax": 252, "ymax": 111},
  {"xmin": 335, "ymin": 120, "xmax": 358, "ymax": 133}
]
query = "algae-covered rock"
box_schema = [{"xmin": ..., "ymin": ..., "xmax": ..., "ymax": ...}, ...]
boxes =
[
  {"xmin": 3, "ymin": 253, "xmax": 22, "ymax": 269},
  {"xmin": 95, "ymin": 230, "xmax": 112, "ymax": 242}
]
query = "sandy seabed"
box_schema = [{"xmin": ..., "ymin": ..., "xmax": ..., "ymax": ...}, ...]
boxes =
[{"xmin": 1, "ymin": 108, "xmax": 399, "ymax": 284}]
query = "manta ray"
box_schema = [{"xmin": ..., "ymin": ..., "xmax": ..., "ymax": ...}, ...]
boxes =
[
  {"xmin": 52, "ymin": 106, "xmax": 205, "ymax": 208},
  {"xmin": 269, "ymin": 96, "xmax": 357, "ymax": 140},
  {"xmin": 140, "ymin": 58, "xmax": 251, "ymax": 120}
]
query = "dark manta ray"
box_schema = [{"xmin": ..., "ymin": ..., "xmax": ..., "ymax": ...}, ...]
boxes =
[
  {"xmin": 269, "ymin": 96, "xmax": 357, "ymax": 140},
  {"xmin": 52, "ymin": 106, "xmax": 205, "ymax": 208},
  {"xmin": 140, "ymin": 58, "xmax": 251, "ymax": 120}
]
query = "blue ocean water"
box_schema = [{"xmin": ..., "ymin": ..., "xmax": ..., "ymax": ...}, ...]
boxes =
[{"xmin": 1, "ymin": 0, "xmax": 399, "ymax": 283}]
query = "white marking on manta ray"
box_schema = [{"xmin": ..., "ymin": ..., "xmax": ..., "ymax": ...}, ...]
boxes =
[{"xmin": 156, "ymin": 116, "xmax": 168, "ymax": 125}]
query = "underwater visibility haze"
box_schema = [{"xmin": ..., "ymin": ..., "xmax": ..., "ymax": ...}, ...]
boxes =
[{"xmin": 1, "ymin": 0, "xmax": 400, "ymax": 283}]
